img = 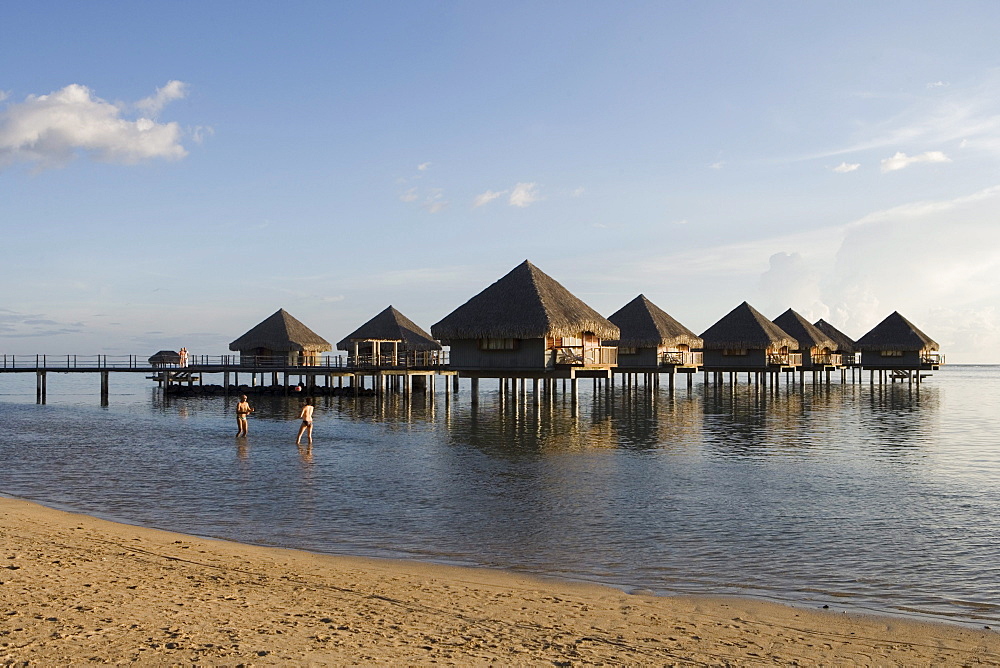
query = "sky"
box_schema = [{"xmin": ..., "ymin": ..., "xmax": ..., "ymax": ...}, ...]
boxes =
[{"xmin": 2, "ymin": 1, "xmax": 1000, "ymax": 362}]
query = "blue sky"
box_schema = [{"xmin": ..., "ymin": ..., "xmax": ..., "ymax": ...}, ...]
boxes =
[{"xmin": 3, "ymin": 2, "xmax": 1000, "ymax": 362}]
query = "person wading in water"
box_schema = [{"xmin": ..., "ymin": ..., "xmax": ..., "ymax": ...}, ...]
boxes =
[
  {"xmin": 236, "ymin": 395, "xmax": 254, "ymax": 437},
  {"xmin": 296, "ymin": 397, "xmax": 314, "ymax": 445}
]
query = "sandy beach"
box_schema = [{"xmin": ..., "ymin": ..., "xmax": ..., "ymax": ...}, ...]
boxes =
[{"xmin": 1, "ymin": 496, "xmax": 997, "ymax": 666}]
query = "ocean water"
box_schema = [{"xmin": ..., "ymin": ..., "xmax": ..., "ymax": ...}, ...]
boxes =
[{"xmin": 2, "ymin": 366, "xmax": 999, "ymax": 627}]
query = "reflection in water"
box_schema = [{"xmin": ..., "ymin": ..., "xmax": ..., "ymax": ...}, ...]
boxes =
[{"xmin": 0, "ymin": 368, "xmax": 999, "ymax": 626}]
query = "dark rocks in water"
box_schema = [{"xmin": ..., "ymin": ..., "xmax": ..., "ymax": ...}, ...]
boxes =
[{"xmin": 163, "ymin": 383, "xmax": 379, "ymax": 397}]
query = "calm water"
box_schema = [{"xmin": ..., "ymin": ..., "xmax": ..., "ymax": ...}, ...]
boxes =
[{"xmin": 2, "ymin": 366, "xmax": 999, "ymax": 626}]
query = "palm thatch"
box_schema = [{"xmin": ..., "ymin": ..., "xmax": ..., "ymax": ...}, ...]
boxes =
[
  {"xmin": 336, "ymin": 305, "xmax": 441, "ymax": 351},
  {"xmin": 605, "ymin": 294, "xmax": 702, "ymax": 348},
  {"xmin": 855, "ymin": 312, "xmax": 938, "ymax": 352},
  {"xmin": 229, "ymin": 308, "xmax": 332, "ymax": 353},
  {"xmin": 700, "ymin": 302, "xmax": 798, "ymax": 350},
  {"xmin": 147, "ymin": 350, "xmax": 180, "ymax": 365},
  {"xmin": 813, "ymin": 319, "xmax": 856, "ymax": 353},
  {"xmin": 431, "ymin": 260, "xmax": 619, "ymax": 342},
  {"xmin": 772, "ymin": 309, "xmax": 836, "ymax": 351}
]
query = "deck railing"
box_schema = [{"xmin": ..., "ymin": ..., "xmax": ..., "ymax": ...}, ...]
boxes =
[
  {"xmin": 658, "ymin": 351, "xmax": 702, "ymax": 367},
  {"xmin": 922, "ymin": 352, "xmax": 945, "ymax": 365},
  {"xmin": 811, "ymin": 353, "xmax": 844, "ymax": 367},
  {"xmin": 767, "ymin": 352, "xmax": 803, "ymax": 366},
  {"xmin": 554, "ymin": 346, "xmax": 618, "ymax": 366},
  {"xmin": 347, "ymin": 350, "xmax": 446, "ymax": 369}
]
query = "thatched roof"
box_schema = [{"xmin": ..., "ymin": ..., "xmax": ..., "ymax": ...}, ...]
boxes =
[
  {"xmin": 229, "ymin": 308, "xmax": 332, "ymax": 353},
  {"xmin": 336, "ymin": 305, "xmax": 441, "ymax": 351},
  {"xmin": 148, "ymin": 350, "xmax": 180, "ymax": 365},
  {"xmin": 605, "ymin": 294, "xmax": 702, "ymax": 348},
  {"xmin": 854, "ymin": 312, "xmax": 939, "ymax": 352},
  {"xmin": 772, "ymin": 309, "xmax": 836, "ymax": 351},
  {"xmin": 430, "ymin": 260, "xmax": 619, "ymax": 341},
  {"xmin": 813, "ymin": 319, "xmax": 856, "ymax": 353},
  {"xmin": 700, "ymin": 302, "xmax": 798, "ymax": 350}
]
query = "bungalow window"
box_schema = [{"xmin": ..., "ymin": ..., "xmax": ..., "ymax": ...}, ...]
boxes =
[
  {"xmin": 619, "ymin": 346, "xmax": 637, "ymax": 355},
  {"xmin": 560, "ymin": 336, "xmax": 583, "ymax": 347},
  {"xmin": 880, "ymin": 350, "xmax": 903, "ymax": 357},
  {"xmin": 479, "ymin": 338, "xmax": 518, "ymax": 350},
  {"xmin": 723, "ymin": 349, "xmax": 747, "ymax": 356}
]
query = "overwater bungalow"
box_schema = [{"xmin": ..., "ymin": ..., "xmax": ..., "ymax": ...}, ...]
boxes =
[
  {"xmin": 813, "ymin": 319, "xmax": 857, "ymax": 367},
  {"xmin": 336, "ymin": 305, "xmax": 442, "ymax": 368},
  {"xmin": 229, "ymin": 308, "xmax": 332, "ymax": 367},
  {"xmin": 700, "ymin": 302, "xmax": 800, "ymax": 381},
  {"xmin": 430, "ymin": 260, "xmax": 619, "ymax": 397},
  {"xmin": 772, "ymin": 309, "xmax": 840, "ymax": 373},
  {"xmin": 854, "ymin": 311, "xmax": 943, "ymax": 382},
  {"xmin": 605, "ymin": 294, "xmax": 702, "ymax": 387}
]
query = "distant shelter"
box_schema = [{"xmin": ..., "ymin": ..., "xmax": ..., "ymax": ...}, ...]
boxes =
[
  {"xmin": 772, "ymin": 309, "xmax": 839, "ymax": 371},
  {"xmin": 855, "ymin": 312, "xmax": 942, "ymax": 383},
  {"xmin": 337, "ymin": 305, "xmax": 442, "ymax": 368},
  {"xmin": 700, "ymin": 302, "xmax": 800, "ymax": 382},
  {"xmin": 605, "ymin": 294, "xmax": 701, "ymax": 388},
  {"xmin": 147, "ymin": 350, "xmax": 180, "ymax": 367},
  {"xmin": 229, "ymin": 308, "xmax": 332, "ymax": 367},
  {"xmin": 813, "ymin": 319, "xmax": 857, "ymax": 367}
]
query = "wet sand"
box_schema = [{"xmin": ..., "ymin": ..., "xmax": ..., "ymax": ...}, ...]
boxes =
[{"xmin": 1, "ymin": 496, "xmax": 998, "ymax": 666}]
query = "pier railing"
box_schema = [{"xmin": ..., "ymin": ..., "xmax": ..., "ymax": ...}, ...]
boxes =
[
  {"xmin": 1, "ymin": 354, "xmax": 154, "ymax": 369},
  {"xmin": 1, "ymin": 352, "xmax": 449, "ymax": 371}
]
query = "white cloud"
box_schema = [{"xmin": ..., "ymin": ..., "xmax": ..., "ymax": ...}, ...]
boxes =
[
  {"xmin": 572, "ymin": 186, "xmax": 585, "ymax": 197},
  {"xmin": 399, "ymin": 187, "xmax": 419, "ymax": 202},
  {"xmin": 191, "ymin": 125, "xmax": 214, "ymax": 144},
  {"xmin": 807, "ymin": 72, "xmax": 1000, "ymax": 161},
  {"xmin": 0, "ymin": 83, "xmax": 188, "ymax": 170},
  {"xmin": 709, "ymin": 161, "xmax": 725, "ymax": 170},
  {"xmin": 135, "ymin": 80, "xmax": 188, "ymax": 116},
  {"xmin": 880, "ymin": 150, "xmax": 951, "ymax": 172},
  {"xmin": 0, "ymin": 90, "xmax": 8, "ymax": 103},
  {"xmin": 509, "ymin": 182, "xmax": 540, "ymax": 207},
  {"xmin": 556, "ymin": 185, "xmax": 1000, "ymax": 361},
  {"xmin": 833, "ymin": 162, "xmax": 860, "ymax": 173},
  {"xmin": 926, "ymin": 81, "xmax": 948, "ymax": 89},
  {"xmin": 422, "ymin": 188, "xmax": 448, "ymax": 213},
  {"xmin": 417, "ymin": 162, "xmax": 431, "ymax": 171},
  {"xmin": 472, "ymin": 189, "xmax": 505, "ymax": 208}
]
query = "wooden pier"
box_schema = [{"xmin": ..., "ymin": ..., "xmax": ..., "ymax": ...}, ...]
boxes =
[
  {"xmin": 0, "ymin": 350, "xmax": 927, "ymax": 408},
  {"xmin": 0, "ymin": 354, "xmax": 457, "ymax": 405}
]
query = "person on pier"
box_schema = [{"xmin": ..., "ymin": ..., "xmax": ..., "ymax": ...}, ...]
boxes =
[
  {"xmin": 236, "ymin": 395, "xmax": 254, "ymax": 437},
  {"xmin": 296, "ymin": 397, "xmax": 314, "ymax": 445}
]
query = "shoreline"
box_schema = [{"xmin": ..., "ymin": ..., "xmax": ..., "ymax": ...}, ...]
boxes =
[{"xmin": 2, "ymin": 496, "xmax": 999, "ymax": 665}]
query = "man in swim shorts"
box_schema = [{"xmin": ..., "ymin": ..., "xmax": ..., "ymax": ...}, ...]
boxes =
[
  {"xmin": 236, "ymin": 395, "xmax": 253, "ymax": 436},
  {"xmin": 296, "ymin": 397, "xmax": 314, "ymax": 445}
]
